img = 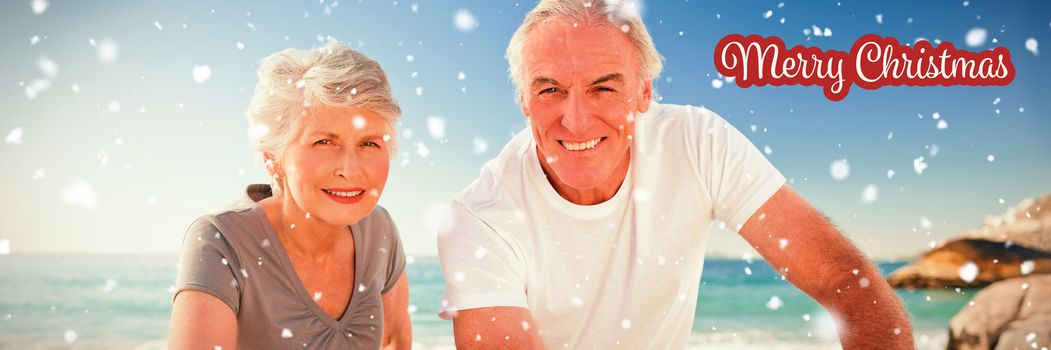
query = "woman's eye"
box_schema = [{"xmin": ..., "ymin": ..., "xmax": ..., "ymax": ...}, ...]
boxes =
[
  {"xmin": 361, "ymin": 141, "xmax": 381, "ymax": 148},
  {"xmin": 314, "ymin": 139, "xmax": 333, "ymax": 146}
]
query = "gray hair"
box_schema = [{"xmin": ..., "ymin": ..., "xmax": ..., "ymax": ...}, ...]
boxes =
[
  {"xmin": 506, "ymin": 0, "xmax": 663, "ymax": 104},
  {"xmin": 246, "ymin": 39, "xmax": 401, "ymax": 196}
]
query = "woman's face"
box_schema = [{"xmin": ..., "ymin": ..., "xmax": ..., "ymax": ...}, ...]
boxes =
[{"xmin": 276, "ymin": 105, "xmax": 392, "ymax": 227}]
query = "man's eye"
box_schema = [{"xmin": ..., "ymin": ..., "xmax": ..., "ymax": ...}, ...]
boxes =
[
  {"xmin": 595, "ymin": 86, "xmax": 616, "ymax": 93},
  {"xmin": 539, "ymin": 87, "xmax": 559, "ymax": 95}
]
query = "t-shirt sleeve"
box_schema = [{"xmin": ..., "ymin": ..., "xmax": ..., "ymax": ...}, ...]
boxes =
[
  {"xmin": 436, "ymin": 200, "xmax": 528, "ymax": 320},
  {"xmin": 378, "ymin": 208, "xmax": 406, "ymax": 295},
  {"xmin": 693, "ymin": 108, "xmax": 786, "ymax": 231},
  {"xmin": 173, "ymin": 218, "xmax": 242, "ymax": 314}
]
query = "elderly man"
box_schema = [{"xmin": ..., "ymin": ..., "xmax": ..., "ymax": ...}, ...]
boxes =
[{"xmin": 437, "ymin": 0, "xmax": 913, "ymax": 349}]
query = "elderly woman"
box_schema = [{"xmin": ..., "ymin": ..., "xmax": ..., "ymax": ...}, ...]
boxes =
[{"xmin": 169, "ymin": 40, "xmax": 410, "ymax": 349}]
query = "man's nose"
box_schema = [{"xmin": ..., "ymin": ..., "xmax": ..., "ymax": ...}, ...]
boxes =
[{"xmin": 560, "ymin": 92, "xmax": 595, "ymax": 134}]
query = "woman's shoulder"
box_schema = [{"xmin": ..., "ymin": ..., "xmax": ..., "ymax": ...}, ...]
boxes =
[
  {"xmin": 184, "ymin": 203, "xmax": 271, "ymax": 257},
  {"xmin": 356, "ymin": 205, "xmax": 399, "ymax": 240}
]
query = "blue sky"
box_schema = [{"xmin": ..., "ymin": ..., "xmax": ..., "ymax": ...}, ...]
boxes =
[{"xmin": 2, "ymin": 0, "xmax": 1049, "ymax": 259}]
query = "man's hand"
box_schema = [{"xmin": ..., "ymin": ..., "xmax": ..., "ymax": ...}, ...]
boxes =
[
  {"xmin": 451, "ymin": 307, "xmax": 546, "ymax": 350},
  {"xmin": 738, "ymin": 185, "xmax": 915, "ymax": 349}
]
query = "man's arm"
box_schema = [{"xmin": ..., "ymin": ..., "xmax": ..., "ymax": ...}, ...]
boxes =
[
  {"xmin": 381, "ymin": 272, "xmax": 412, "ymax": 349},
  {"xmin": 452, "ymin": 306, "xmax": 546, "ymax": 350},
  {"xmin": 738, "ymin": 184, "xmax": 914, "ymax": 349}
]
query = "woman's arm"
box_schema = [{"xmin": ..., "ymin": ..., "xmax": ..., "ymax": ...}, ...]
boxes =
[
  {"xmin": 381, "ymin": 272, "xmax": 411, "ymax": 349},
  {"xmin": 169, "ymin": 290, "xmax": 238, "ymax": 350}
]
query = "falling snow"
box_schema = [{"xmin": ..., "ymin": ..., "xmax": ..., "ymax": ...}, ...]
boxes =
[
  {"xmin": 965, "ymin": 27, "xmax": 987, "ymax": 47},
  {"xmin": 454, "ymin": 9, "xmax": 478, "ymax": 32},
  {"xmin": 1020, "ymin": 260, "xmax": 1035, "ymax": 275},
  {"xmin": 192, "ymin": 65, "xmax": 212, "ymax": 83},
  {"xmin": 913, "ymin": 157, "xmax": 928, "ymax": 175},
  {"xmin": 472, "ymin": 137, "xmax": 488, "ymax": 154},
  {"xmin": 427, "ymin": 116, "xmax": 446, "ymax": 139},
  {"xmin": 61, "ymin": 179, "xmax": 97, "ymax": 209},
  {"xmin": 101, "ymin": 278, "xmax": 118, "ymax": 293},
  {"xmin": 96, "ymin": 39, "xmax": 119, "ymax": 64},
  {"xmin": 766, "ymin": 296, "xmax": 783, "ymax": 310},
  {"xmin": 1025, "ymin": 38, "xmax": 1039, "ymax": 55},
  {"xmin": 64, "ymin": 330, "xmax": 76, "ymax": 343},
  {"xmin": 5, "ymin": 128, "xmax": 24, "ymax": 145},
  {"xmin": 829, "ymin": 159, "xmax": 849, "ymax": 180},
  {"xmin": 958, "ymin": 261, "xmax": 978, "ymax": 283},
  {"xmin": 31, "ymin": 0, "xmax": 48, "ymax": 15},
  {"xmin": 861, "ymin": 184, "xmax": 878, "ymax": 203}
]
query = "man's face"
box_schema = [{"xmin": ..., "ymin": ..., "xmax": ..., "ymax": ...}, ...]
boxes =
[{"xmin": 520, "ymin": 17, "xmax": 652, "ymax": 194}]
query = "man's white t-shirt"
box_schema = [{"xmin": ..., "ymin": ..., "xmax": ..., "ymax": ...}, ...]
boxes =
[{"xmin": 437, "ymin": 103, "xmax": 786, "ymax": 349}]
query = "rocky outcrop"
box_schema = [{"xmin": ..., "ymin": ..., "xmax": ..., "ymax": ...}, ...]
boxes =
[
  {"xmin": 887, "ymin": 239, "xmax": 1051, "ymax": 289},
  {"xmin": 959, "ymin": 193, "xmax": 1051, "ymax": 252},
  {"xmin": 946, "ymin": 274, "xmax": 1051, "ymax": 350},
  {"xmin": 887, "ymin": 193, "xmax": 1051, "ymax": 289}
]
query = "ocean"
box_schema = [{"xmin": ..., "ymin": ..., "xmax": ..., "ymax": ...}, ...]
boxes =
[{"xmin": 0, "ymin": 255, "xmax": 971, "ymax": 349}]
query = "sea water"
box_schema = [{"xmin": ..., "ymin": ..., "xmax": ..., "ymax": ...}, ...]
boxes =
[{"xmin": 0, "ymin": 255, "xmax": 969, "ymax": 349}]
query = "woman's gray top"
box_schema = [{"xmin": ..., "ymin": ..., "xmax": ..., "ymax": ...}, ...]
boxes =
[{"xmin": 174, "ymin": 184, "xmax": 406, "ymax": 349}]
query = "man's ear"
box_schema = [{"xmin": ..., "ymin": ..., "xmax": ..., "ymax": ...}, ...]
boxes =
[
  {"xmin": 520, "ymin": 92, "xmax": 530, "ymax": 117},
  {"xmin": 637, "ymin": 80, "xmax": 653, "ymax": 113}
]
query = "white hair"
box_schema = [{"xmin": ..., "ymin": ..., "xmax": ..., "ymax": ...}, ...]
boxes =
[
  {"xmin": 246, "ymin": 39, "xmax": 400, "ymax": 196},
  {"xmin": 506, "ymin": 0, "xmax": 663, "ymax": 104}
]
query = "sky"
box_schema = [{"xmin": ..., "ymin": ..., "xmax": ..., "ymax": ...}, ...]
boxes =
[{"xmin": 2, "ymin": 0, "xmax": 1049, "ymax": 260}]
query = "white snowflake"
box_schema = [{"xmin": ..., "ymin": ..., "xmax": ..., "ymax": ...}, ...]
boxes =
[
  {"xmin": 860, "ymin": 184, "xmax": 878, "ymax": 203},
  {"xmin": 192, "ymin": 65, "xmax": 212, "ymax": 83},
  {"xmin": 958, "ymin": 261, "xmax": 978, "ymax": 283},
  {"xmin": 1024, "ymin": 38, "xmax": 1038, "ymax": 55},
  {"xmin": 37, "ymin": 56, "xmax": 58, "ymax": 77},
  {"xmin": 453, "ymin": 9, "xmax": 478, "ymax": 32},
  {"xmin": 472, "ymin": 137, "xmax": 488, "ymax": 154},
  {"xmin": 5, "ymin": 128, "xmax": 23, "ymax": 145},
  {"xmin": 64, "ymin": 329, "xmax": 76, "ymax": 343},
  {"xmin": 101, "ymin": 278, "xmax": 118, "ymax": 293},
  {"xmin": 766, "ymin": 296, "xmax": 783, "ymax": 310},
  {"xmin": 965, "ymin": 27, "xmax": 987, "ymax": 47},
  {"xmin": 427, "ymin": 116, "xmax": 446, "ymax": 139},
  {"xmin": 96, "ymin": 39, "xmax": 119, "ymax": 64},
  {"xmin": 829, "ymin": 159, "xmax": 849, "ymax": 180},
  {"xmin": 913, "ymin": 156, "xmax": 928, "ymax": 175},
  {"xmin": 1020, "ymin": 260, "xmax": 1034, "ymax": 275},
  {"xmin": 352, "ymin": 115, "xmax": 367, "ymax": 129},
  {"xmin": 416, "ymin": 142, "xmax": 430, "ymax": 158},
  {"xmin": 61, "ymin": 179, "xmax": 97, "ymax": 209},
  {"xmin": 31, "ymin": 0, "xmax": 48, "ymax": 15}
]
